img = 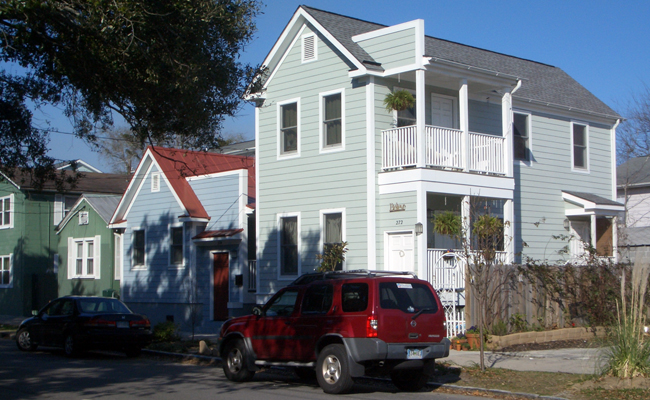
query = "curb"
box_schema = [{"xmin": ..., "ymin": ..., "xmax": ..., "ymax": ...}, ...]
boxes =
[
  {"xmin": 0, "ymin": 330, "xmax": 16, "ymax": 339},
  {"xmin": 143, "ymin": 349, "xmax": 568, "ymax": 400}
]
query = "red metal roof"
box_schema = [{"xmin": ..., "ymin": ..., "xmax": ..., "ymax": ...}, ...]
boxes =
[
  {"xmin": 148, "ymin": 146, "xmax": 255, "ymax": 220},
  {"xmin": 192, "ymin": 228, "xmax": 244, "ymax": 240}
]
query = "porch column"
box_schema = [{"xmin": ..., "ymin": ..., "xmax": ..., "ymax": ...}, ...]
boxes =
[
  {"xmin": 612, "ymin": 215, "xmax": 618, "ymax": 262},
  {"xmin": 501, "ymin": 91, "xmax": 514, "ymax": 178},
  {"xmin": 504, "ymin": 199, "xmax": 514, "ymax": 264},
  {"xmin": 416, "ymin": 69, "xmax": 426, "ymax": 168},
  {"xmin": 590, "ymin": 214, "xmax": 597, "ymax": 251},
  {"xmin": 459, "ymin": 79, "xmax": 469, "ymax": 172}
]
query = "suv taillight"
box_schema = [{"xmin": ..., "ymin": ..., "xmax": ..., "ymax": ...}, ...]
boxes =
[{"xmin": 366, "ymin": 316, "xmax": 378, "ymax": 338}]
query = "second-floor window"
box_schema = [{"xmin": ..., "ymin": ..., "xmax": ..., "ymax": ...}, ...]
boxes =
[
  {"xmin": 572, "ymin": 122, "xmax": 588, "ymax": 170},
  {"xmin": 0, "ymin": 195, "xmax": 12, "ymax": 229},
  {"xmin": 280, "ymin": 216, "xmax": 298, "ymax": 276},
  {"xmin": 132, "ymin": 229, "xmax": 145, "ymax": 268},
  {"xmin": 322, "ymin": 92, "xmax": 343, "ymax": 148},
  {"xmin": 280, "ymin": 102, "xmax": 298, "ymax": 155},
  {"xmin": 513, "ymin": 112, "xmax": 530, "ymax": 161},
  {"xmin": 170, "ymin": 226, "xmax": 184, "ymax": 267}
]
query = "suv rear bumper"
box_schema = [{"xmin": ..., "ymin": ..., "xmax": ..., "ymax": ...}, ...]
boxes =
[{"xmin": 343, "ymin": 337, "xmax": 450, "ymax": 363}]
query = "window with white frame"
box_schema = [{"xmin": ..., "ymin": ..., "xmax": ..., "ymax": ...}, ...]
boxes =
[
  {"xmin": 0, "ymin": 255, "xmax": 11, "ymax": 287},
  {"xmin": 513, "ymin": 112, "xmax": 530, "ymax": 161},
  {"xmin": 0, "ymin": 195, "xmax": 13, "ymax": 229},
  {"xmin": 279, "ymin": 100, "xmax": 299, "ymax": 156},
  {"xmin": 322, "ymin": 212, "xmax": 344, "ymax": 271},
  {"xmin": 169, "ymin": 226, "xmax": 184, "ymax": 267},
  {"xmin": 78, "ymin": 211, "xmax": 89, "ymax": 225},
  {"xmin": 572, "ymin": 122, "xmax": 588, "ymax": 170},
  {"xmin": 68, "ymin": 237, "xmax": 99, "ymax": 279},
  {"xmin": 114, "ymin": 233, "xmax": 122, "ymax": 280},
  {"xmin": 301, "ymin": 33, "xmax": 317, "ymax": 63},
  {"xmin": 64, "ymin": 196, "xmax": 77, "ymax": 218},
  {"xmin": 279, "ymin": 215, "xmax": 299, "ymax": 277},
  {"xmin": 321, "ymin": 91, "xmax": 344, "ymax": 149},
  {"xmin": 132, "ymin": 229, "xmax": 145, "ymax": 268}
]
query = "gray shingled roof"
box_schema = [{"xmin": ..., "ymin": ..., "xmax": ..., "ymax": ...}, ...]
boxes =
[
  {"xmin": 564, "ymin": 191, "xmax": 623, "ymax": 207},
  {"xmin": 617, "ymin": 156, "xmax": 650, "ymax": 187},
  {"xmin": 83, "ymin": 194, "xmax": 121, "ymax": 223},
  {"xmin": 301, "ymin": 6, "xmax": 619, "ymax": 119}
]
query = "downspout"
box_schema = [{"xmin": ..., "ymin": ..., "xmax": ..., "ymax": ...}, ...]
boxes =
[{"xmin": 611, "ymin": 118, "xmax": 621, "ymax": 262}]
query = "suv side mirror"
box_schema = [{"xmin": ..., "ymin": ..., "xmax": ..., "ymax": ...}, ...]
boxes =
[{"xmin": 252, "ymin": 306, "xmax": 263, "ymax": 316}]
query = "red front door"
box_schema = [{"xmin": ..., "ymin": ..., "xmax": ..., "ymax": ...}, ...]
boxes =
[{"xmin": 213, "ymin": 252, "xmax": 229, "ymax": 321}]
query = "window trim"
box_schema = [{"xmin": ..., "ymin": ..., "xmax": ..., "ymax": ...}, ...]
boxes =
[
  {"xmin": 513, "ymin": 110, "xmax": 532, "ymax": 164},
  {"xmin": 277, "ymin": 98, "xmax": 301, "ymax": 159},
  {"xmin": 570, "ymin": 121, "xmax": 590, "ymax": 173},
  {"xmin": 0, "ymin": 194, "xmax": 13, "ymax": 230},
  {"xmin": 168, "ymin": 224, "xmax": 185, "ymax": 269},
  {"xmin": 301, "ymin": 32, "xmax": 317, "ymax": 63},
  {"xmin": 277, "ymin": 212, "xmax": 301, "ymax": 280},
  {"xmin": 67, "ymin": 237, "xmax": 100, "ymax": 279},
  {"xmin": 131, "ymin": 228, "xmax": 146, "ymax": 270},
  {"xmin": 114, "ymin": 232, "xmax": 122, "ymax": 280},
  {"xmin": 319, "ymin": 89, "xmax": 345, "ymax": 153},
  {"xmin": 151, "ymin": 172, "xmax": 160, "ymax": 192},
  {"xmin": 0, "ymin": 254, "xmax": 12, "ymax": 288},
  {"xmin": 319, "ymin": 208, "xmax": 346, "ymax": 270}
]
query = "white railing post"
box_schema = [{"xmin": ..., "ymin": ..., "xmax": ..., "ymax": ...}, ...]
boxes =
[
  {"xmin": 459, "ymin": 79, "xmax": 469, "ymax": 172},
  {"xmin": 416, "ymin": 69, "xmax": 426, "ymax": 168}
]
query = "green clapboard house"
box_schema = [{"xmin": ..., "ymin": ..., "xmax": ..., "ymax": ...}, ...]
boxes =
[{"xmin": 0, "ymin": 170, "xmax": 129, "ymax": 317}]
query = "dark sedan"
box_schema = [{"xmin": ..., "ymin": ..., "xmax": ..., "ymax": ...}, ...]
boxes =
[{"xmin": 16, "ymin": 296, "xmax": 152, "ymax": 357}]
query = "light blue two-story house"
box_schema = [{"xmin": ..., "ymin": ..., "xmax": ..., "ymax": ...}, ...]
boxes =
[
  {"xmin": 109, "ymin": 147, "xmax": 255, "ymax": 332},
  {"xmin": 250, "ymin": 6, "xmax": 623, "ymax": 332}
]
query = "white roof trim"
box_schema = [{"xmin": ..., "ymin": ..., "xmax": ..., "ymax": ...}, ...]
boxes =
[{"xmin": 562, "ymin": 192, "xmax": 624, "ymax": 216}]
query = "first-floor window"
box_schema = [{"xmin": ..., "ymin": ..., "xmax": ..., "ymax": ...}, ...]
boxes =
[
  {"xmin": 280, "ymin": 216, "xmax": 298, "ymax": 276},
  {"xmin": 170, "ymin": 226, "xmax": 184, "ymax": 266},
  {"xmin": 0, "ymin": 255, "xmax": 11, "ymax": 286},
  {"xmin": 323, "ymin": 212, "xmax": 343, "ymax": 270},
  {"xmin": 133, "ymin": 229, "xmax": 145, "ymax": 268},
  {"xmin": 68, "ymin": 238, "xmax": 98, "ymax": 279}
]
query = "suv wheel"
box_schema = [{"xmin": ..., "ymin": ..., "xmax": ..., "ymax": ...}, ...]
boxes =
[
  {"xmin": 390, "ymin": 369, "xmax": 429, "ymax": 391},
  {"xmin": 222, "ymin": 339, "xmax": 254, "ymax": 382},
  {"xmin": 316, "ymin": 344, "xmax": 354, "ymax": 394}
]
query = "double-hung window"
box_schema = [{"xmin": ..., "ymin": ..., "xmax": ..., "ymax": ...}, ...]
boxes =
[
  {"xmin": 0, "ymin": 195, "xmax": 12, "ymax": 229},
  {"xmin": 170, "ymin": 226, "xmax": 184, "ymax": 267},
  {"xmin": 322, "ymin": 211, "xmax": 344, "ymax": 270},
  {"xmin": 321, "ymin": 90, "xmax": 344, "ymax": 150},
  {"xmin": 571, "ymin": 122, "xmax": 589, "ymax": 171},
  {"xmin": 279, "ymin": 100, "xmax": 299, "ymax": 156},
  {"xmin": 0, "ymin": 255, "xmax": 11, "ymax": 287},
  {"xmin": 68, "ymin": 237, "xmax": 99, "ymax": 279},
  {"xmin": 513, "ymin": 112, "xmax": 530, "ymax": 162},
  {"xmin": 132, "ymin": 229, "xmax": 145, "ymax": 268},
  {"xmin": 279, "ymin": 215, "xmax": 299, "ymax": 277}
]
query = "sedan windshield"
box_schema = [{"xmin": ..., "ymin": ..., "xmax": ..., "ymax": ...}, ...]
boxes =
[{"xmin": 77, "ymin": 298, "xmax": 132, "ymax": 314}]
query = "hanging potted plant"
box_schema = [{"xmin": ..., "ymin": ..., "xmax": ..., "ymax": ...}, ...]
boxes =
[
  {"xmin": 383, "ymin": 89, "xmax": 415, "ymax": 112},
  {"xmin": 432, "ymin": 211, "xmax": 461, "ymax": 238}
]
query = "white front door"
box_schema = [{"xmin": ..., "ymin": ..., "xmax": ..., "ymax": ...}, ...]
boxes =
[
  {"xmin": 431, "ymin": 95, "xmax": 455, "ymax": 129},
  {"xmin": 386, "ymin": 232, "xmax": 414, "ymax": 272}
]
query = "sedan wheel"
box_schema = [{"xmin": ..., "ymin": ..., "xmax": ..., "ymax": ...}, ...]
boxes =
[
  {"xmin": 16, "ymin": 329, "xmax": 38, "ymax": 351},
  {"xmin": 63, "ymin": 334, "xmax": 79, "ymax": 357}
]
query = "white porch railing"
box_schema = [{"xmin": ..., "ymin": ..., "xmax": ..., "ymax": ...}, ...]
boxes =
[
  {"xmin": 425, "ymin": 126, "xmax": 463, "ymax": 169},
  {"xmin": 469, "ymin": 132, "xmax": 506, "ymax": 174},
  {"xmin": 381, "ymin": 125, "xmax": 506, "ymax": 175}
]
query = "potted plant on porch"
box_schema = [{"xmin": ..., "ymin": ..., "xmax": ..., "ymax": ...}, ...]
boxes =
[
  {"xmin": 465, "ymin": 326, "xmax": 481, "ymax": 350},
  {"xmin": 383, "ymin": 89, "xmax": 415, "ymax": 112}
]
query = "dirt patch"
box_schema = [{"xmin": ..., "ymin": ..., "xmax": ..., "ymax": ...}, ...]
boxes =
[{"xmin": 498, "ymin": 338, "xmax": 601, "ymax": 352}]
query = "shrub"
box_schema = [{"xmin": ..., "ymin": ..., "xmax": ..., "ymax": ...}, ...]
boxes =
[
  {"xmin": 490, "ymin": 320, "xmax": 508, "ymax": 336},
  {"xmin": 509, "ymin": 313, "xmax": 528, "ymax": 333},
  {"xmin": 152, "ymin": 321, "xmax": 180, "ymax": 343}
]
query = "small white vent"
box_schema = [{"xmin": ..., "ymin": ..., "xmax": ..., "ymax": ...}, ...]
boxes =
[
  {"xmin": 302, "ymin": 34, "xmax": 316, "ymax": 63},
  {"xmin": 79, "ymin": 212, "xmax": 89, "ymax": 225},
  {"xmin": 151, "ymin": 173, "xmax": 160, "ymax": 192}
]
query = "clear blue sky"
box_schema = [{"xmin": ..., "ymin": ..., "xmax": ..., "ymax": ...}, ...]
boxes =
[{"xmin": 46, "ymin": 0, "xmax": 650, "ymax": 172}]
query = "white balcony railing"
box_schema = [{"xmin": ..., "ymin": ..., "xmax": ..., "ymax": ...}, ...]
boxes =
[{"xmin": 382, "ymin": 125, "xmax": 506, "ymax": 175}]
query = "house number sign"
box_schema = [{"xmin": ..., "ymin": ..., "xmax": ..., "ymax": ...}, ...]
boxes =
[{"xmin": 389, "ymin": 203, "xmax": 406, "ymax": 212}]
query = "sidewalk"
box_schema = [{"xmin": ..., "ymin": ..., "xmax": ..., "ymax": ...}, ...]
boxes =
[{"xmin": 445, "ymin": 347, "xmax": 603, "ymax": 375}]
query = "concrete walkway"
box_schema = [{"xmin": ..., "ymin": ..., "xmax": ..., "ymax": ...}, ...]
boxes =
[{"xmin": 446, "ymin": 347, "xmax": 604, "ymax": 375}]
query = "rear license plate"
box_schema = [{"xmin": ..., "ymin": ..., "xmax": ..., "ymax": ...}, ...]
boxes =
[
  {"xmin": 407, "ymin": 348, "xmax": 423, "ymax": 359},
  {"xmin": 117, "ymin": 321, "xmax": 129, "ymax": 329}
]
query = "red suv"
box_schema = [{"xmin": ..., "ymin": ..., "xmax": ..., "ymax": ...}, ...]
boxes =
[{"xmin": 218, "ymin": 270, "xmax": 449, "ymax": 394}]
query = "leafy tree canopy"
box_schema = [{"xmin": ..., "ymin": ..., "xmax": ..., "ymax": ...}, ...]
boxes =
[{"xmin": 0, "ymin": 0, "xmax": 261, "ymax": 186}]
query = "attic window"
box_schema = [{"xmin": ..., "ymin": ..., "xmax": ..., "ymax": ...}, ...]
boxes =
[
  {"xmin": 78, "ymin": 212, "xmax": 89, "ymax": 225},
  {"xmin": 151, "ymin": 172, "xmax": 160, "ymax": 192},
  {"xmin": 301, "ymin": 33, "xmax": 317, "ymax": 63}
]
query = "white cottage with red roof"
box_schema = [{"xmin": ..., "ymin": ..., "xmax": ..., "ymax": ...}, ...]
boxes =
[{"xmin": 109, "ymin": 146, "xmax": 255, "ymax": 331}]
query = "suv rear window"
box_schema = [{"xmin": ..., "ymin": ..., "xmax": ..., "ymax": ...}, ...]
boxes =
[
  {"xmin": 379, "ymin": 282, "xmax": 438, "ymax": 313},
  {"xmin": 341, "ymin": 283, "xmax": 368, "ymax": 312}
]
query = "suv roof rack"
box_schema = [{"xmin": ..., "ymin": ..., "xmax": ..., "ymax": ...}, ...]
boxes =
[{"xmin": 290, "ymin": 269, "xmax": 418, "ymax": 285}]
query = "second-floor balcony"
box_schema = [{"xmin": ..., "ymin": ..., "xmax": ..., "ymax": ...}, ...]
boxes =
[{"xmin": 382, "ymin": 125, "xmax": 506, "ymax": 175}]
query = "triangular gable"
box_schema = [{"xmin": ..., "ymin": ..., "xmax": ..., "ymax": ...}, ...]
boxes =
[
  {"xmin": 562, "ymin": 191, "xmax": 624, "ymax": 217},
  {"xmin": 109, "ymin": 146, "xmax": 255, "ymax": 226},
  {"xmin": 57, "ymin": 194, "xmax": 121, "ymax": 233}
]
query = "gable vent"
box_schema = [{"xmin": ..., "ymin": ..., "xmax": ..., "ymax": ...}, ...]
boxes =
[
  {"xmin": 79, "ymin": 211, "xmax": 89, "ymax": 225},
  {"xmin": 151, "ymin": 172, "xmax": 160, "ymax": 192},
  {"xmin": 302, "ymin": 34, "xmax": 316, "ymax": 63}
]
